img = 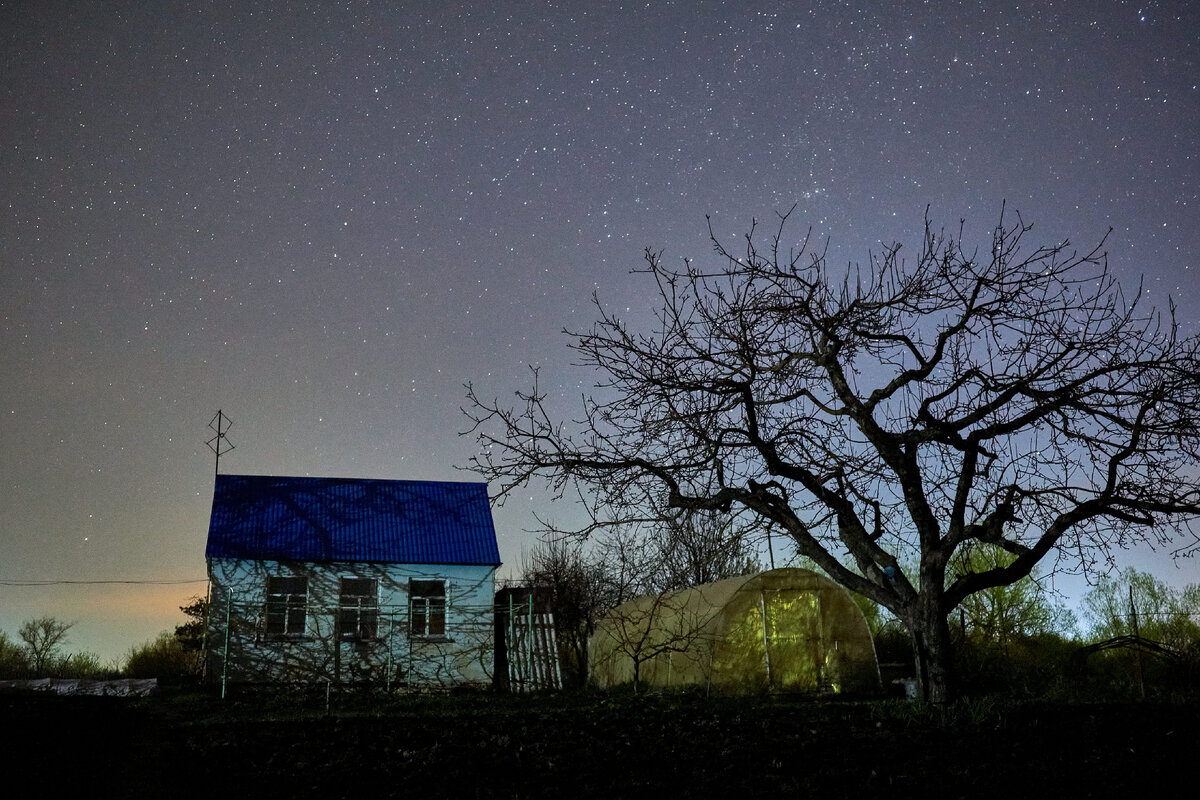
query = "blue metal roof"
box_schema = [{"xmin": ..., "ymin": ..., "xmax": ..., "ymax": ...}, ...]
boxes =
[{"xmin": 205, "ymin": 475, "xmax": 501, "ymax": 565}]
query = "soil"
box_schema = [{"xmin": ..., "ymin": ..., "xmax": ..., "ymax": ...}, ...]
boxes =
[{"xmin": 2, "ymin": 689, "xmax": 1195, "ymax": 799}]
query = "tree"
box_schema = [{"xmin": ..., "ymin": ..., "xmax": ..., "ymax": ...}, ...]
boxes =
[
  {"xmin": 589, "ymin": 582, "xmax": 718, "ymax": 691},
  {"xmin": 175, "ymin": 596, "xmax": 207, "ymax": 650},
  {"xmin": 651, "ymin": 511, "xmax": 762, "ymax": 592},
  {"xmin": 466, "ymin": 207, "xmax": 1200, "ymax": 702},
  {"xmin": 950, "ymin": 545, "xmax": 1076, "ymax": 649},
  {"xmin": 173, "ymin": 595, "xmax": 208, "ymax": 677},
  {"xmin": 18, "ymin": 616, "xmax": 73, "ymax": 675},
  {"xmin": 1082, "ymin": 567, "xmax": 1200, "ymax": 653},
  {"xmin": 521, "ymin": 537, "xmax": 611, "ymax": 686},
  {"xmin": 55, "ymin": 651, "xmax": 108, "ymax": 679},
  {"xmin": 522, "ymin": 515, "xmax": 758, "ymax": 687}
]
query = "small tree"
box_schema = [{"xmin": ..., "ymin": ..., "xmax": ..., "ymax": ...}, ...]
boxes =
[
  {"xmin": 55, "ymin": 651, "xmax": 108, "ymax": 679},
  {"xmin": 467, "ymin": 207, "xmax": 1200, "ymax": 702},
  {"xmin": 173, "ymin": 595, "xmax": 208, "ymax": 677},
  {"xmin": 591, "ymin": 586, "xmax": 716, "ymax": 691},
  {"xmin": 521, "ymin": 538, "xmax": 611, "ymax": 686},
  {"xmin": 0, "ymin": 631, "xmax": 31, "ymax": 678},
  {"xmin": 18, "ymin": 616, "xmax": 73, "ymax": 676},
  {"xmin": 175, "ymin": 596, "xmax": 207, "ymax": 649}
]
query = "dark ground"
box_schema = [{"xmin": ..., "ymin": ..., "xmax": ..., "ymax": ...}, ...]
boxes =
[{"xmin": 2, "ymin": 689, "xmax": 1196, "ymax": 799}]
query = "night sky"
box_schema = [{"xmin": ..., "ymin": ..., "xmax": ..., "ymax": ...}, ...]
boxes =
[{"xmin": 2, "ymin": 1, "xmax": 1198, "ymax": 662}]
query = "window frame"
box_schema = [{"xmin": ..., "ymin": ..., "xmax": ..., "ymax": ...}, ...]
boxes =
[
  {"xmin": 338, "ymin": 576, "xmax": 379, "ymax": 641},
  {"xmin": 264, "ymin": 575, "xmax": 308, "ymax": 637},
  {"xmin": 409, "ymin": 579, "xmax": 448, "ymax": 639}
]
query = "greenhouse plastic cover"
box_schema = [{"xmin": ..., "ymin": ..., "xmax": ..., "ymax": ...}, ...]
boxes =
[{"xmin": 589, "ymin": 568, "xmax": 880, "ymax": 693}]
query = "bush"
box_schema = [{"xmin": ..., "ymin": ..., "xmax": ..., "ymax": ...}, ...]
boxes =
[
  {"xmin": 125, "ymin": 631, "xmax": 201, "ymax": 678},
  {"xmin": 953, "ymin": 631, "xmax": 1078, "ymax": 697},
  {"xmin": 0, "ymin": 631, "xmax": 31, "ymax": 678},
  {"xmin": 52, "ymin": 651, "xmax": 114, "ymax": 679}
]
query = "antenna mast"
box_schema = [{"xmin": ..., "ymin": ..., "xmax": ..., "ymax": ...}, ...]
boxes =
[{"xmin": 207, "ymin": 410, "xmax": 235, "ymax": 477}]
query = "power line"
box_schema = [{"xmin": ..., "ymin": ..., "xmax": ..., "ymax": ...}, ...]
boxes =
[{"xmin": 0, "ymin": 578, "xmax": 208, "ymax": 586}]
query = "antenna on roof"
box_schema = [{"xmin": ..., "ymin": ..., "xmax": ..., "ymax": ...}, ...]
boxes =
[{"xmin": 207, "ymin": 410, "xmax": 235, "ymax": 477}]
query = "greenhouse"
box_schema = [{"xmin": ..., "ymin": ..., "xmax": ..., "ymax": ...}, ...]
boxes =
[{"xmin": 589, "ymin": 568, "xmax": 881, "ymax": 693}]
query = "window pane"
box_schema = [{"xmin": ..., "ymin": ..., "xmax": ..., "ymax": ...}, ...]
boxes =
[
  {"xmin": 411, "ymin": 579, "xmax": 445, "ymax": 597},
  {"xmin": 411, "ymin": 600, "xmax": 427, "ymax": 636},
  {"xmin": 285, "ymin": 599, "xmax": 306, "ymax": 634},
  {"xmin": 268, "ymin": 576, "xmax": 307, "ymax": 595},
  {"xmin": 429, "ymin": 598, "xmax": 446, "ymax": 636},
  {"xmin": 360, "ymin": 608, "xmax": 378, "ymax": 639},
  {"xmin": 341, "ymin": 577, "xmax": 375, "ymax": 597},
  {"xmin": 266, "ymin": 606, "xmax": 287, "ymax": 634}
]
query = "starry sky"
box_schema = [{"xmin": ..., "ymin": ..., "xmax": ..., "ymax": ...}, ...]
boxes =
[{"xmin": 2, "ymin": 1, "xmax": 1197, "ymax": 662}]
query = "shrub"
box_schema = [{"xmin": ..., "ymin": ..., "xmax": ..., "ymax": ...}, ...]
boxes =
[
  {"xmin": 52, "ymin": 651, "xmax": 114, "ymax": 679},
  {"xmin": 0, "ymin": 631, "xmax": 31, "ymax": 678},
  {"xmin": 125, "ymin": 631, "xmax": 201, "ymax": 678}
]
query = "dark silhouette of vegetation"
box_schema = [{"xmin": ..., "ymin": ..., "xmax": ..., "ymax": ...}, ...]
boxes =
[
  {"xmin": 1073, "ymin": 567, "xmax": 1200, "ymax": 694},
  {"xmin": 175, "ymin": 596, "xmax": 208, "ymax": 653},
  {"xmin": 0, "ymin": 630, "xmax": 30, "ymax": 677},
  {"xmin": 18, "ymin": 616, "xmax": 73, "ymax": 675},
  {"xmin": 0, "ymin": 617, "xmax": 111, "ymax": 679},
  {"xmin": 519, "ymin": 539, "xmax": 609, "ymax": 687},
  {"xmin": 125, "ymin": 632, "xmax": 201, "ymax": 679},
  {"xmin": 1083, "ymin": 567, "xmax": 1200, "ymax": 652}
]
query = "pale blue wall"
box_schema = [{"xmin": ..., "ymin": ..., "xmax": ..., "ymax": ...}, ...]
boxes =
[{"xmin": 207, "ymin": 558, "xmax": 496, "ymax": 687}]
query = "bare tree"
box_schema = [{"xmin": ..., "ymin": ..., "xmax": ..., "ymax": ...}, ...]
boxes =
[
  {"xmin": 466, "ymin": 207, "xmax": 1200, "ymax": 702},
  {"xmin": 652, "ymin": 511, "xmax": 761, "ymax": 592},
  {"xmin": 521, "ymin": 538, "xmax": 610, "ymax": 686},
  {"xmin": 19, "ymin": 616, "xmax": 73, "ymax": 675},
  {"xmin": 590, "ymin": 585, "xmax": 717, "ymax": 691}
]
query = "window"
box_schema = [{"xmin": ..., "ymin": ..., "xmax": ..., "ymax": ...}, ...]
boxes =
[
  {"xmin": 410, "ymin": 579, "xmax": 446, "ymax": 638},
  {"xmin": 339, "ymin": 577, "xmax": 379, "ymax": 640},
  {"xmin": 265, "ymin": 576, "xmax": 307, "ymax": 636}
]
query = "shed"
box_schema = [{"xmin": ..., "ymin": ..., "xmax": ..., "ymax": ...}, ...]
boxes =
[
  {"xmin": 205, "ymin": 474, "xmax": 501, "ymax": 688},
  {"xmin": 589, "ymin": 568, "xmax": 881, "ymax": 693}
]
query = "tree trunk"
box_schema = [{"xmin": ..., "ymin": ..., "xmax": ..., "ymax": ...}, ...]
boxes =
[{"xmin": 909, "ymin": 595, "xmax": 954, "ymax": 703}]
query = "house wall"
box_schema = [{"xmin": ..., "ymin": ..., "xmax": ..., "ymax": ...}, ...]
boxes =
[{"xmin": 206, "ymin": 558, "xmax": 496, "ymax": 688}]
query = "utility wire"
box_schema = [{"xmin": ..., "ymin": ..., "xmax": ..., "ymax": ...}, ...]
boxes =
[{"xmin": 0, "ymin": 578, "xmax": 208, "ymax": 586}]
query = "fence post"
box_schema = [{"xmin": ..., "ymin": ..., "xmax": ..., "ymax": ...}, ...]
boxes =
[{"xmin": 221, "ymin": 586, "xmax": 232, "ymax": 699}]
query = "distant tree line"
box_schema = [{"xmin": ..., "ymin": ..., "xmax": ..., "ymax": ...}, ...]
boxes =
[
  {"xmin": 0, "ymin": 597, "xmax": 207, "ymax": 681},
  {"xmin": 0, "ymin": 616, "xmax": 107, "ymax": 679}
]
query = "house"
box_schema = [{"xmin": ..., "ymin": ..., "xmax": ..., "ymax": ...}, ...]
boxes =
[{"xmin": 204, "ymin": 474, "xmax": 501, "ymax": 688}]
